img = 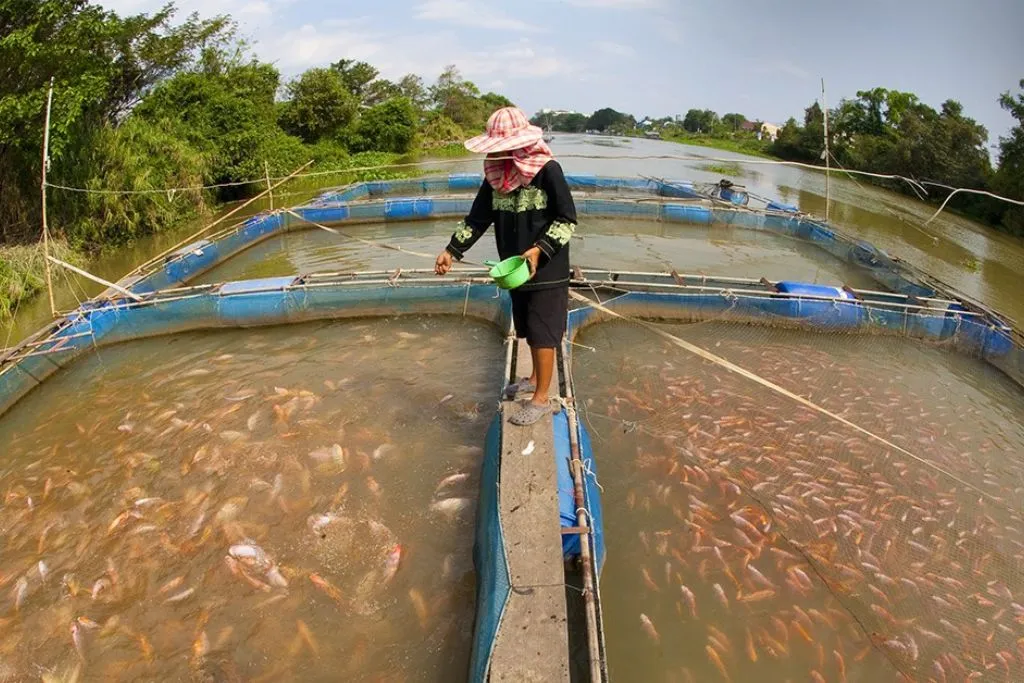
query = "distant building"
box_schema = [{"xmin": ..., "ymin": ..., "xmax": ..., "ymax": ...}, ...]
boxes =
[
  {"xmin": 539, "ymin": 108, "xmax": 578, "ymax": 116},
  {"xmin": 759, "ymin": 122, "xmax": 780, "ymax": 142},
  {"xmin": 740, "ymin": 120, "xmax": 758, "ymax": 133}
]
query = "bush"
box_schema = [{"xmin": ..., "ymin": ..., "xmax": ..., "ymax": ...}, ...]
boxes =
[
  {"xmin": 306, "ymin": 139, "xmax": 351, "ymax": 169},
  {"xmin": 350, "ymin": 98, "xmax": 417, "ymax": 154},
  {"xmin": 0, "ymin": 240, "xmax": 79, "ymax": 321},
  {"xmin": 54, "ymin": 118, "xmax": 210, "ymax": 248},
  {"xmin": 419, "ymin": 114, "xmax": 466, "ymax": 149},
  {"xmin": 279, "ymin": 68, "xmax": 359, "ymax": 144}
]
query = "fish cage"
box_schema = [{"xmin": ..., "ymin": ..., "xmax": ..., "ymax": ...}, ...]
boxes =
[{"xmin": 1, "ymin": 174, "xmax": 1023, "ymax": 682}]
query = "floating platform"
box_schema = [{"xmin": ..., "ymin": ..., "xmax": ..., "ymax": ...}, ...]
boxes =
[{"xmin": 3, "ymin": 175, "xmax": 1024, "ymax": 682}]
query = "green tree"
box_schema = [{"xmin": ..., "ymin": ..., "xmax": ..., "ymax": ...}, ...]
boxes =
[
  {"xmin": 138, "ymin": 52, "xmax": 293, "ymax": 186},
  {"xmin": 350, "ymin": 97, "xmax": 417, "ymax": 154},
  {"xmin": 769, "ymin": 117, "xmax": 804, "ymax": 158},
  {"xmin": 722, "ymin": 113, "xmax": 746, "ymax": 132},
  {"xmin": 560, "ymin": 113, "xmax": 588, "ymax": 133},
  {"xmin": 0, "ymin": 0, "xmax": 230, "ymax": 239},
  {"xmin": 587, "ymin": 107, "xmax": 632, "ymax": 132},
  {"xmin": 330, "ymin": 59, "xmax": 379, "ymax": 99},
  {"xmin": 480, "ymin": 92, "xmax": 515, "ymax": 114},
  {"xmin": 798, "ymin": 102, "xmax": 825, "ymax": 161},
  {"xmin": 682, "ymin": 109, "xmax": 719, "ymax": 134},
  {"xmin": 278, "ymin": 68, "xmax": 358, "ymax": 144},
  {"xmin": 398, "ymin": 74, "xmax": 430, "ymax": 112},
  {"xmin": 430, "ymin": 65, "xmax": 484, "ymax": 129},
  {"xmin": 992, "ymin": 80, "xmax": 1024, "ymax": 235},
  {"xmin": 362, "ymin": 79, "xmax": 402, "ymax": 107}
]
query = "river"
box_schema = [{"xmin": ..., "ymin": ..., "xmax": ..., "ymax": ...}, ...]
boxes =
[
  {"xmin": 2, "ymin": 136, "xmax": 1023, "ymax": 682},
  {"xmin": 6, "ymin": 135, "xmax": 1023, "ymax": 346}
]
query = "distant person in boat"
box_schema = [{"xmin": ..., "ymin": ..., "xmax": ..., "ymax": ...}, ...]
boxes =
[{"xmin": 435, "ymin": 106, "xmax": 577, "ymax": 426}]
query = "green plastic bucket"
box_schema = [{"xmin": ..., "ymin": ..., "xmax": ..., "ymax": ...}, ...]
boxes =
[{"xmin": 485, "ymin": 257, "xmax": 531, "ymax": 290}]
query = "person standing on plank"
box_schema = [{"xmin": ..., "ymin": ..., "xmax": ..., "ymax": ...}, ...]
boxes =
[{"xmin": 435, "ymin": 106, "xmax": 577, "ymax": 426}]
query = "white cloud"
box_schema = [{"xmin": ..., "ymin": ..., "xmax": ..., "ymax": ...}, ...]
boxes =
[
  {"xmin": 595, "ymin": 41, "xmax": 635, "ymax": 58},
  {"xmin": 259, "ymin": 20, "xmax": 385, "ymax": 71},
  {"xmin": 95, "ymin": 0, "xmax": 581, "ymax": 90},
  {"xmin": 563, "ymin": 0, "xmax": 665, "ymax": 7},
  {"xmin": 414, "ymin": 0, "xmax": 542, "ymax": 31}
]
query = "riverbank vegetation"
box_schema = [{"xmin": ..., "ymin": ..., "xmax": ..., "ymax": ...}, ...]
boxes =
[
  {"xmin": 535, "ymin": 89, "xmax": 1024, "ymax": 236},
  {"xmin": 768, "ymin": 85, "xmax": 1024, "ymax": 236},
  {"xmin": 0, "ymin": 0, "xmax": 509, "ymax": 322}
]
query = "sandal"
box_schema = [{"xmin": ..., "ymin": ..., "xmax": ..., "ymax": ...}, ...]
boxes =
[
  {"xmin": 504, "ymin": 377, "xmax": 536, "ymax": 400},
  {"xmin": 509, "ymin": 401, "xmax": 549, "ymax": 427}
]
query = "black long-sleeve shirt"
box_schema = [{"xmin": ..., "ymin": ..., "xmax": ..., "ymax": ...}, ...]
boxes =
[{"xmin": 445, "ymin": 160, "xmax": 577, "ymax": 291}]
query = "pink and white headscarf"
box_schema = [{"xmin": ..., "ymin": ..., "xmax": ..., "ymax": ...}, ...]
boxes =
[{"xmin": 465, "ymin": 107, "xmax": 554, "ymax": 193}]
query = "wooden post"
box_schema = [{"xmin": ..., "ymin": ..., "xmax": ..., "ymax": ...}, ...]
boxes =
[
  {"xmin": 822, "ymin": 77, "xmax": 831, "ymax": 223},
  {"xmin": 264, "ymin": 160, "xmax": 273, "ymax": 210},
  {"xmin": 125, "ymin": 160, "xmax": 313, "ymax": 279},
  {"xmin": 47, "ymin": 256, "xmax": 144, "ymax": 302},
  {"xmin": 40, "ymin": 77, "xmax": 57, "ymax": 317}
]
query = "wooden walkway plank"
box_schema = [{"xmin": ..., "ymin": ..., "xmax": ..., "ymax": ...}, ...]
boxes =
[{"xmin": 489, "ymin": 340, "xmax": 570, "ymax": 682}]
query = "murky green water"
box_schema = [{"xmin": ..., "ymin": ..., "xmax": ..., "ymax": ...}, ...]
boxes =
[
  {"xmin": 0, "ymin": 316, "xmax": 503, "ymax": 682},
  {"xmin": 574, "ymin": 321, "xmax": 1024, "ymax": 682},
  {"xmin": 8, "ymin": 136, "xmax": 1024, "ymax": 345},
  {"xmin": 191, "ymin": 218, "xmax": 878, "ymax": 290}
]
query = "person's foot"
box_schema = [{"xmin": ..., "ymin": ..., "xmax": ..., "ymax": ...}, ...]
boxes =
[
  {"xmin": 504, "ymin": 377, "xmax": 536, "ymax": 399},
  {"xmin": 510, "ymin": 400, "xmax": 549, "ymax": 426}
]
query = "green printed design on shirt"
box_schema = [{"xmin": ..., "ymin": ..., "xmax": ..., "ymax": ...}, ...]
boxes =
[
  {"xmin": 546, "ymin": 220, "xmax": 575, "ymax": 246},
  {"xmin": 492, "ymin": 186, "xmax": 548, "ymax": 213},
  {"xmin": 453, "ymin": 220, "xmax": 474, "ymax": 243}
]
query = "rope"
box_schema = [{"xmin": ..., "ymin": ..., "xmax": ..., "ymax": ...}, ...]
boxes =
[
  {"xmin": 282, "ymin": 209, "xmax": 441, "ymax": 263},
  {"xmin": 41, "ymin": 151, "xmax": 984, "ymax": 202},
  {"xmin": 568, "ymin": 289, "xmax": 1002, "ymax": 504},
  {"xmin": 828, "ymin": 152, "xmax": 942, "ymax": 243},
  {"xmin": 923, "ymin": 186, "xmax": 1024, "ymax": 225}
]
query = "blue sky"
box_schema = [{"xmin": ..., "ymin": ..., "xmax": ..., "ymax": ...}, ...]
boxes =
[{"xmin": 102, "ymin": 0, "xmax": 1023, "ymax": 152}]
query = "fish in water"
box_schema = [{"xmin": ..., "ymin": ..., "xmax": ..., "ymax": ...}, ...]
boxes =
[
  {"xmin": 309, "ymin": 573, "xmax": 345, "ymax": 605},
  {"xmin": 381, "ymin": 545, "xmax": 402, "ymax": 584},
  {"xmin": 430, "ymin": 497, "xmax": 472, "ymax": 520},
  {"xmin": 164, "ymin": 587, "xmax": 195, "ymax": 604},
  {"xmin": 13, "ymin": 576, "xmax": 29, "ymax": 611},
  {"xmin": 435, "ymin": 472, "xmax": 470, "ymax": 494},
  {"xmin": 640, "ymin": 613, "xmax": 660, "ymax": 644}
]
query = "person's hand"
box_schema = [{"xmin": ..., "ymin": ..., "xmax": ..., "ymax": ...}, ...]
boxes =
[
  {"xmin": 435, "ymin": 250, "xmax": 453, "ymax": 276},
  {"xmin": 522, "ymin": 246, "xmax": 541, "ymax": 280}
]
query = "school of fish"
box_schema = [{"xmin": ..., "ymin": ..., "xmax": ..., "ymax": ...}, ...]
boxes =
[
  {"xmin": 0, "ymin": 317, "xmax": 503, "ymax": 681},
  {"xmin": 580, "ymin": 322, "xmax": 1024, "ymax": 683}
]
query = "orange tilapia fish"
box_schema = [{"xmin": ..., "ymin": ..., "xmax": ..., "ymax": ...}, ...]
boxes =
[{"xmin": 639, "ymin": 613, "xmax": 660, "ymax": 645}]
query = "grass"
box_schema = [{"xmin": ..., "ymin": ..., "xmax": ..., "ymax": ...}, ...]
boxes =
[
  {"xmin": 699, "ymin": 162, "xmax": 744, "ymax": 177},
  {"xmin": 1, "ymin": 240, "xmax": 79, "ymax": 323},
  {"xmin": 0, "ymin": 140, "xmax": 468, "ymax": 325},
  {"xmin": 662, "ymin": 132, "xmax": 777, "ymax": 160},
  {"xmin": 419, "ymin": 142, "xmax": 471, "ymax": 159}
]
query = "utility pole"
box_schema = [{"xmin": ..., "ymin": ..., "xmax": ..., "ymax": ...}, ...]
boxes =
[
  {"xmin": 822, "ymin": 77, "xmax": 831, "ymax": 222},
  {"xmin": 40, "ymin": 77, "xmax": 57, "ymax": 317}
]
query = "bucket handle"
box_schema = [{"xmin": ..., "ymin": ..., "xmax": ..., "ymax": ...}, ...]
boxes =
[{"xmin": 484, "ymin": 260, "xmax": 498, "ymax": 267}]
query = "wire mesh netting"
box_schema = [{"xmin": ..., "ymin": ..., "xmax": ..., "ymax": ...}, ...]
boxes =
[{"xmin": 572, "ymin": 317, "xmax": 1024, "ymax": 683}]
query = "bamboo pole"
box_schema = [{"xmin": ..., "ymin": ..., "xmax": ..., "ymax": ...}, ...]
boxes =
[
  {"xmin": 40, "ymin": 77, "xmax": 56, "ymax": 317},
  {"xmin": 264, "ymin": 161, "xmax": 274, "ymax": 210},
  {"xmin": 125, "ymin": 160, "xmax": 313, "ymax": 279},
  {"xmin": 561, "ymin": 339, "xmax": 605, "ymax": 683},
  {"xmin": 822, "ymin": 77, "xmax": 831, "ymax": 222},
  {"xmin": 47, "ymin": 256, "xmax": 144, "ymax": 301}
]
